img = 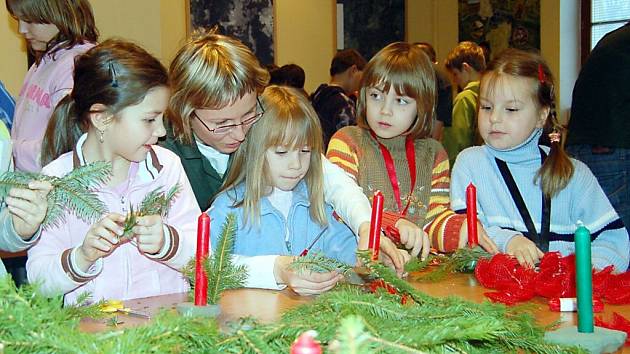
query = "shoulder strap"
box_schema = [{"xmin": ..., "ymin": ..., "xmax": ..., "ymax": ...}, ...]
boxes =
[{"xmin": 494, "ymin": 148, "xmax": 551, "ymax": 251}]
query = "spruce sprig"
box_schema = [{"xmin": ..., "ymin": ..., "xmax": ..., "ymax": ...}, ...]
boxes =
[
  {"xmin": 0, "ymin": 273, "xmax": 585, "ymax": 353},
  {"xmin": 413, "ymin": 247, "xmax": 492, "ymax": 283},
  {"xmin": 182, "ymin": 213, "xmax": 248, "ymax": 305},
  {"xmin": 120, "ymin": 184, "xmax": 181, "ymax": 239},
  {"xmin": 0, "ymin": 161, "xmax": 111, "ymax": 228},
  {"xmin": 288, "ymin": 252, "xmax": 353, "ymax": 276}
]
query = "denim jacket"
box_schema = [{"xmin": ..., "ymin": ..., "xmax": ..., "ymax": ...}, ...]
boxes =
[{"xmin": 208, "ymin": 181, "xmax": 357, "ymax": 289}]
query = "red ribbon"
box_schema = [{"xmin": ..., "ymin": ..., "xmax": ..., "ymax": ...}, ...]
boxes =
[{"xmin": 369, "ymin": 131, "xmax": 417, "ymax": 215}]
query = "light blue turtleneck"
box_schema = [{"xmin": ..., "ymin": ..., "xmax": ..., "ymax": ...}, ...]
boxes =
[{"xmin": 450, "ymin": 129, "xmax": 629, "ymax": 272}]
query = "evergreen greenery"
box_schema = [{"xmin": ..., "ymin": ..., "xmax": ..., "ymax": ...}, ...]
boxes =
[
  {"xmin": 0, "ymin": 161, "xmax": 110, "ymax": 228},
  {"xmin": 288, "ymin": 252, "xmax": 353, "ymax": 276},
  {"xmin": 121, "ymin": 184, "xmax": 181, "ymax": 239},
  {"xmin": 0, "ymin": 246, "xmax": 583, "ymax": 353},
  {"xmin": 182, "ymin": 213, "xmax": 248, "ymax": 305},
  {"xmin": 412, "ymin": 247, "xmax": 492, "ymax": 283}
]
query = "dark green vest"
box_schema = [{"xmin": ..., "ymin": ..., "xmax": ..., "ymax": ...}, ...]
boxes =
[{"xmin": 159, "ymin": 129, "xmax": 226, "ymax": 211}]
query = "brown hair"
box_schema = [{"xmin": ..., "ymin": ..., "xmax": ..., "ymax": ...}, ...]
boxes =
[
  {"xmin": 482, "ymin": 48, "xmax": 573, "ymax": 198},
  {"xmin": 40, "ymin": 39, "xmax": 169, "ymax": 166},
  {"xmin": 219, "ymin": 85, "xmax": 327, "ymax": 227},
  {"xmin": 445, "ymin": 41, "xmax": 486, "ymax": 72},
  {"xmin": 166, "ymin": 28, "xmax": 269, "ymax": 145},
  {"xmin": 6, "ymin": 0, "xmax": 98, "ymax": 63},
  {"xmin": 330, "ymin": 49, "xmax": 367, "ymax": 76},
  {"xmin": 356, "ymin": 42, "xmax": 436, "ymax": 140}
]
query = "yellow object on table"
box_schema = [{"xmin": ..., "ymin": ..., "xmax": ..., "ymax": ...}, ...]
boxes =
[{"xmin": 99, "ymin": 300, "xmax": 150, "ymax": 319}]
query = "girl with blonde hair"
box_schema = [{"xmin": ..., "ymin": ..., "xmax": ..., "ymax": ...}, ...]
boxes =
[{"xmin": 209, "ymin": 86, "xmax": 356, "ymax": 295}]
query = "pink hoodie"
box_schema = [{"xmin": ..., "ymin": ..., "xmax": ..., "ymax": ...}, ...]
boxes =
[
  {"xmin": 12, "ymin": 42, "xmax": 95, "ymax": 172},
  {"xmin": 27, "ymin": 134, "xmax": 200, "ymax": 305}
]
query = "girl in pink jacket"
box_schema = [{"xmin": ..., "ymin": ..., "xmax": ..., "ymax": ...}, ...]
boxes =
[
  {"xmin": 7, "ymin": 0, "xmax": 98, "ymax": 172},
  {"xmin": 26, "ymin": 40, "xmax": 199, "ymax": 305}
]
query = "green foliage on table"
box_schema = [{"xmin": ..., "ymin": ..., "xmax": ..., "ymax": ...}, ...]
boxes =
[
  {"xmin": 0, "ymin": 248, "xmax": 584, "ymax": 353},
  {"xmin": 288, "ymin": 252, "xmax": 353, "ymax": 276},
  {"xmin": 182, "ymin": 213, "xmax": 248, "ymax": 305}
]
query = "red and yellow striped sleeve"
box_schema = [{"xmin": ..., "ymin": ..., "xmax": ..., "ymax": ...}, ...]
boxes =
[
  {"xmin": 423, "ymin": 147, "xmax": 466, "ymax": 252},
  {"xmin": 326, "ymin": 130, "xmax": 359, "ymax": 180}
]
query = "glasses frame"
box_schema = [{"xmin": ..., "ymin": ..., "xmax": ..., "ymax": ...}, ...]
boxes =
[{"xmin": 193, "ymin": 97, "xmax": 265, "ymax": 136}]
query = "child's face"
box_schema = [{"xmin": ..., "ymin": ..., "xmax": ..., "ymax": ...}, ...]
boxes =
[
  {"xmin": 17, "ymin": 20, "xmax": 59, "ymax": 52},
  {"xmin": 366, "ymin": 85, "xmax": 417, "ymax": 139},
  {"xmin": 191, "ymin": 91, "xmax": 259, "ymax": 154},
  {"xmin": 478, "ymin": 75, "xmax": 548, "ymax": 150},
  {"xmin": 106, "ymin": 86, "xmax": 169, "ymax": 162},
  {"xmin": 265, "ymin": 145, "xmax": 311, "ymax": 191},
  {"xmin": 449, "ymin": 67, "xmax": 468, "ymax": 90}
]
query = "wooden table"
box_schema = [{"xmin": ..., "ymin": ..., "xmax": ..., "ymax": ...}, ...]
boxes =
[{"xmin": 80, "ymin": 273, "xmax": 630, "ymax": 351}]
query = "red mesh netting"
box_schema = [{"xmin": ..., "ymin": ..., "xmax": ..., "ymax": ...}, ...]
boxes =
[{"xmin": 474, "ymin": 252, "xmax": 630, "ymax": 306}]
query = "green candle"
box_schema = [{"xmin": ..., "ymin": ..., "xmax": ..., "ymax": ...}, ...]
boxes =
[{"xmin": 575, "ymin": 222, "xmax": 594, "ymax": 333}]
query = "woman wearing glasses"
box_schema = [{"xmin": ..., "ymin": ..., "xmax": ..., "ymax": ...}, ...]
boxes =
[{"xmin": 162, "ymin": 30, "xmax": 419, "ymax": 277}]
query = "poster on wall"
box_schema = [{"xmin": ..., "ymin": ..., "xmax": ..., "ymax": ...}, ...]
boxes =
[
  {"xmin": 458, "ymin": 0, "xmax": 540, "ymax": 61},
  {"xmin": 337, "ymin": 0, "xmax": 405, "ymax": 60},
  {"xmin": 189, "ymin": 0, "xmax": 274, "ymax": 65}
]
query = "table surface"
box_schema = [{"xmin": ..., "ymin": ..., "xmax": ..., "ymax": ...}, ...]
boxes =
[{"xmin": 80, "ymin": 272, "xmax": 630, "ymax": 352}]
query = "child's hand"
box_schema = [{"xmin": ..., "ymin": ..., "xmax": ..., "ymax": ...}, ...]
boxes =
[
  {"xmin": 458, "ymin": 220, "xmax": 499, "ymax": 254},
  {"xmin": 506, "ymin": 235, "xmax": 544, "ymax": 268},
  {"xmin": 380, "ymin": 244, "xmax": 411, "ymax": 276},
  {"xmin": 132, "ymin": 215, "xmax": 165, "ymax": 255},
  {"xmin": 6, "ymin": 181, "xmax": 53, "ymax": 239},
  {"xmin": 76, "ymin": 213, "xmax": 124, "ymax": 271},
  {"xmin": 357, "ymin": 222, "xmax": 409, "ymax": 277},
  {"xmin": 394, "ymin": 218, "xmax": 431, "ymax": 260},
  {"xmin": 274, "ymin": 256, "xmax": 344, "ymax": 296}
]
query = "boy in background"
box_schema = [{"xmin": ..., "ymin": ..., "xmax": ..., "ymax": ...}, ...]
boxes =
[
  {"xmin": 442, "ymin": 41, "xmax": 485, "ymax": 166},
  {"xmin": 311, "ymin": 49, "xmax": 366, "ymax": 148}
]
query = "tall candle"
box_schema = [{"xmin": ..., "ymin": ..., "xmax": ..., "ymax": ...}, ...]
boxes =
[
  {"xmin": 575, "ymin": 222, "xmax": 594, "ymax": 333},
  {"xmin": 466, "ymin": 183, "xmax": 479, "ymax": 247},
  {"xmin": 194, "ymin": 212, "xmax": 210, "ymax": 306},
  {"xmin": 368, "ymin": 191, "xmax": 384, "ymax": 261}
]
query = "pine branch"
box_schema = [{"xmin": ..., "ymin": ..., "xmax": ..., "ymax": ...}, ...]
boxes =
[
  {"xmin": 413, "ymin": 247, "xmax": 492, "ymax": 283},
  {"xmin": 0, "ymin": 161, "xmax": 111, "ymax": 228},
  {"xmin": 288, "ymin": 252, "xmax": 353, "ymax": 276},
  {"xmin": 120, "ymin": 184, "xmax": 181, "ymax": 240},
  {"xmin": 0, "ymin": 274, "xmax": 585, "ymax": 354},
  {"xmin": 331, "ymin": 316, "xmax": 375, "ymax": 353},
  {"xmin": 357, "ymin": 250, "xmax": 436, "ymax": 305},
  {"xmin": 207, "ymin": 213, "xmax": 248, "ymax": 304},
  {"xmin": 404, "ymin": 255, "xmax": 436, "ymax": 273}
]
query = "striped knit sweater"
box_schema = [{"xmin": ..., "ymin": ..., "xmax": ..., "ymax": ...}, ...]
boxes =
[
  {"xmin": 451, "ymin": 129, "xmax": 629, "ymax": 271},
  {"xmin": 327, "ymin": 126, "xmax": 465, "ymax": 252}
]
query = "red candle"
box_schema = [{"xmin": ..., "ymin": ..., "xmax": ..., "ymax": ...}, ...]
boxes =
[
  {"xmin": 466, "ymin": 183, "xmax": 479, "ymax": 247},
  {"xmin": 194, "ymin": 212, "xmax": 210, "ymax": 306},
  {"xmin": 368, "ymin": 191, "xmax": 384, "ymax": 260}
]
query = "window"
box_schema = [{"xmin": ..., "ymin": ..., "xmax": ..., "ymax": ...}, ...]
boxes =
[{"xmin": 581, "ymin": 0, "xmax": 630, "ymax": 64}]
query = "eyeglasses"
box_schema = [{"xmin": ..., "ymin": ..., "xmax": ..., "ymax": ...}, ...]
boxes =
[{"xmin": 193, "ymin": 97, "xmax": 265, "ymax": 135}]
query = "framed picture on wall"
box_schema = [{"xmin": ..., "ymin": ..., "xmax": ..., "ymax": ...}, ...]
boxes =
[
  {"xmin": 458, "ymin": 0, "xmax": 540, "ymax": 62},
  {"xmin": 336, "ymin": 0, "xmax": 405, "ymax": 60},
  {"xmin": 188, "ymin": 0, "xmax": 275, "ymax": 65}
]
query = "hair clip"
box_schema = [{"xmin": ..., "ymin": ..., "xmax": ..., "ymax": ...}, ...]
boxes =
[
  {"xmin": 538, "ymin": 63, "xmax": 546, "ymax": 84},
  {"xmin": 548, "ymin": 131, "xmax": 561, "ymax": 143},
  {"xmin": 108, "ymin": 61, "xmax": 118, "ymax": 88}
]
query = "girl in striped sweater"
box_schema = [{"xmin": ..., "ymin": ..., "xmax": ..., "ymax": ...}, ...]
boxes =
[{"xmin": 327, "ymin": 42, "xmax": 498, "ymax": 259}]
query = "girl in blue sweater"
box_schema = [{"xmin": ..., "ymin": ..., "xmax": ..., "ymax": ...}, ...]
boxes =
[
  {"xmin": 208, "ymin": 85, "xmax": 357, "ymax": 295},
  {"xmin": 451, "ymin": 49, "xmax": 629, "ymax": 271}
]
